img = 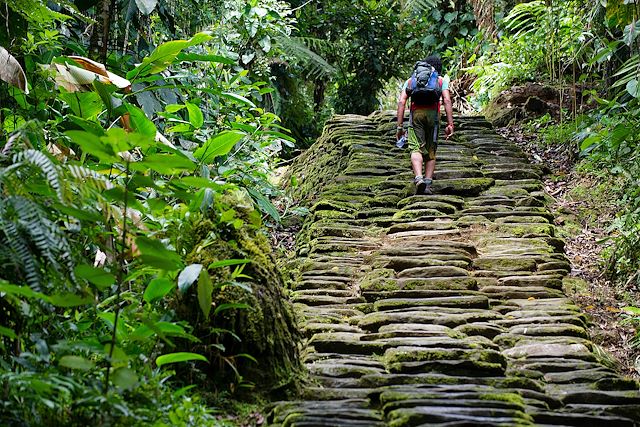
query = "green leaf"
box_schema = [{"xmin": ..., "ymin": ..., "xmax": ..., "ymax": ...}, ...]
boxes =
[
  {"xmin": 197, "ymin": 268, "xmax": 213, "ymax": 318},
  {"xmin": 156, "ymin": 352, "xmax": 208, "ymax": 367},
  {"xmin": 213, "ymin": 303, "xmax": 251, "ymax": 316},
  {"xmin": 0, "ymin": 282, "xmax": 50, "ymax": 302},
  {"xmin": 125, "ymin": 104, "xmax": 157, "ymax": 137},
  {"xmin": 186, "ymin": 102, "xmax": 204, "ymax": 128},
  {"xmin": 50, "ymin": 293, "xmax": 93, "ymax": 307},
  {"xmin": 54, "ymin": 204, "xmax": 103, "ymax": 222},
  {"xmin": 174, "ymin": 176, "xmax": 225, "ymax": 191},
  {"xmin": 65, "ymin": 130, "xmax": 117, "ymax": 162},
  {"xmin": 220, "ymin": 92, "xmax": 256, "ymax": 108},
  {"xmin": 112, "ymin": 367, "xmax": 138, "ymax": 389},
  {"xmin": 135, "ymin": 236, "xmax": 183, "ymax": 270},
  {"xmin": 59, "ymin": 92, "xmax": 104, "ymax": 119},
  {"xmin": 178, "ymin": 264, "xmax": 203, "ymax": 293},
  {"xmin": 247, "ymin": 187, "xmax": 280, "ymax": 222},
  {"xmin": 143, "ymin": 277, "xmax": 174, "ymax": 303},
  {"xmin": 193, "ymin": 131, "xmax": 244, "ymax": 163},
  {"xmin": 127, "ymin": 32, "xmax": 213, "ymax": 81},
  {"xmin": 59, "ymin": 355, "xmax": 95, "ymax": 371},
  {"xmin": 134, "ymin": 153, "xmax": 195, "ymax": 175},
  {"xmin": 0, "ymin": 326, "xmax": 17, "ymax": 339},
  {"xmin": 74, "ymin": 264, "xmax": 115, "ymax": 290},
  {"xmin": 131, "ymin": 321, "xmax": 190, "ymax": 341},
  {"xmin": 208, "ymin": 259, "xmax": 250, "ymax": 269}
]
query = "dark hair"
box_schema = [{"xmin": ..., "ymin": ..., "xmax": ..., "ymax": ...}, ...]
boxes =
[{"xmin": 424, "ymin": 55, "xmax": 442, "ymax": 74}]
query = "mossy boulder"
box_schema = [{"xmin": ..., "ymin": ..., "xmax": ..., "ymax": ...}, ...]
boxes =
[{"xmin": 174, "ymin": 192, "xmax": 301, "ymax": 397}]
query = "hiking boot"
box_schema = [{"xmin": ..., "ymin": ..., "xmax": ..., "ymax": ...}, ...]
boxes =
[
  {"xmin": 414, "ymin": 176, "xmax": 426, "ymax": 195},
  {"xmin": 422, "ymin": 182, "xmax": 433, "ymax": 195}
]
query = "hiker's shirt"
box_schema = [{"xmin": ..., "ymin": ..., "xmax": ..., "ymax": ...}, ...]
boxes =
[{"xmin": 400, "ymin": 75, "xmax": 450, "ymax": 112}]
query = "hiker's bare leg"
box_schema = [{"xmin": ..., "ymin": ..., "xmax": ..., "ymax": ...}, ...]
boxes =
[
  {"xmin": 411, "ymin": 152, "xmax": 423, "ymax": 176},
  {"xmin": 425, "ymin": 159, "xmax": 435, "ymax": 179}
]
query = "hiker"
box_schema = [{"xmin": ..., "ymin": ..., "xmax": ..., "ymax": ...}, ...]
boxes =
[{"xmin": 396, "ymin": 55, "xmax": 454, "ymax": 195}]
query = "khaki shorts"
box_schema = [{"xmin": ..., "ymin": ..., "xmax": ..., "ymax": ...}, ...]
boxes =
[{"xmin": 408, "ymin": 108, "xmax": 439, "ymax": 161}]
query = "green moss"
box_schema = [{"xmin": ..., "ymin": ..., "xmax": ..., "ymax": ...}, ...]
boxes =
[
  {"xmin": 174, "ymin": 204, "xmax": 301, "ymax": 398},
  {"xmin": 480, "ymin": 392, "xmax": 525, "ymax": 408}
]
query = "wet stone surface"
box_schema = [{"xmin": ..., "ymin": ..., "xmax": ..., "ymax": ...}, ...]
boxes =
[{"xmin": 268, "ymin": 112, "xmax": 640, "ymax": 426}]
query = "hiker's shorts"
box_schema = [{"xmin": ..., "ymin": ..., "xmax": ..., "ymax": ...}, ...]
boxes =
[{"xmin": 408, "ymin": 109, "xmax": 439, "ymax": 161}]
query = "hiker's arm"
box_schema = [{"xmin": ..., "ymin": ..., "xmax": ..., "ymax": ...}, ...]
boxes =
[
  {"xmin": 442, "ymin": 89, "xmax": 454, "ymax": 138},
  {"xmin": 396, "ymin": 91, "xmax": 408, "ymax": 140}
]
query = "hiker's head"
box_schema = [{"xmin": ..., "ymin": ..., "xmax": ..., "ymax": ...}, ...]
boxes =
[{"xmin": 424, "ymin": 55, "xmax": 442, "ymax": 74}]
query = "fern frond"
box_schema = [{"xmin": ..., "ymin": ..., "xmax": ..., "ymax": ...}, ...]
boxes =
[
  {"xmin": 395, "ymin": 0, "xmax": 438, "ymax": 15},
  {"xmin": 13, "ymin": 149, "xmax": 64, "ymax": 201},
  {"xmin": 274, "ymin": 36, "xmax": 337, "ymax": 79}
]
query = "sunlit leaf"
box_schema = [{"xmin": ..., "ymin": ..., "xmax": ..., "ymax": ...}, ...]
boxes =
[
  {"xmin": 143, "ymin": 277, "xmax": 174, "ymax": 303},
  {"xmin": 193, "ymin": 131, "xmax": 244, "ymax": 163},
  {"xmin": 186, "ymin": 102, "xmax": 204, "ymax": 128},
  {"xmin": 156, "ymin": 352, "xmax": 208, "ymax": 367},
  {"xmin": 178, "ymin": 264, "xmax": 203, "ymax": 293},
  {"xmin": 127, "ymin": 32, "xmax": 213, "ymax": 81}
]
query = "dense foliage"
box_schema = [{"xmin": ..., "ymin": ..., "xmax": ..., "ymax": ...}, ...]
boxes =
[{"xmin": 0, "ymin": 0, "xmax": 305, "ymax": 424}]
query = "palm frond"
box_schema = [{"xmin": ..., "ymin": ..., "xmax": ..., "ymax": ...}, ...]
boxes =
[{"xmin": 503, "ymin": 0, "xmax": 546, "ymax": 37}]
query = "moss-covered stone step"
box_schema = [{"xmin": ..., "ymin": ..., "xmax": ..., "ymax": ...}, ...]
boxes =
[
  {"xmin": 373, "ymin": 295, "xmax": 490, "ymax": 311},
  {"xmin": 385, "ymin": 405, "xmax": 534, "ymax": 426},
  {"xmin": 358, "ymin": 308, "xmax": 502, "ymax": 331}
]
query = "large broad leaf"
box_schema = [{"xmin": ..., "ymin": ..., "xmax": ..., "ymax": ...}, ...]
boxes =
[
  {"xmin": 125, "ymin": 104, "xmax": 157, "ymax": 137},
  {"xmin": 112, "ymin": 367, "xmax": 138, "ymax": 389},
  {"xmin": 127, "ymin": 32, "xmax": 213, "ymax": 81},
  {"xmin": 133, "ymin": 153, "xmax": 195, "ymax": 175},
  {"xmin": 143, "ymin": 277, "xmax": 174, "ymax": 303},
  {"xmin": 49, "ymin": 293, "xmax": 94, "ymax": 307},
  {"xmin": 59, "ymin": 355, "xmax": 95, "ymax": 371},
  {"xmin": 74, "ymin": 264, "xmax": 115, "ymax": 290},
  {"xmin": 193, "ymin": 131, "xmax": 244, "ymax": 163},
  {"xmin": 65, "ymin": 130, "xmax": 118, "ymax": 162},
  {"xmin": 186, "ymin": 102, "xmax": 204, "ymax": 128},
  {"xmin": 0, "ymin": 46, "xmax": 28, "ymax": 94},
  {"xmin": 197, "ymin": 268, "xmax": 213, "ymax": 318},
  {"xmin": 177, "ymin": 264, "xmax": 203, "ymax": 293},
  {"xmin": 59, "ymin": 91, "xmax": 104, "ymax": 119},
  {"xmin": 135, "ymin": 0, "xmax": 157, "ymax": 15},
  {"xmin": 156, "ymin": 352, "xmax": 208, "ymax": 367},
  {"xmin": 135, "ymin": 236, "xmax": 183, "ymax": 270}
]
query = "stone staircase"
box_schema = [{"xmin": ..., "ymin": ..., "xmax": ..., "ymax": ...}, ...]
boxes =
[{"xmin": 267, "ymin": 112, "xmax": 640, "ymax": 426}]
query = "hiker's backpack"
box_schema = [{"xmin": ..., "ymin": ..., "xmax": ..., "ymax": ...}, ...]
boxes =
[{"xmin": 406, "ymin": 61, "xmax": 442, "ymax": 105}]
